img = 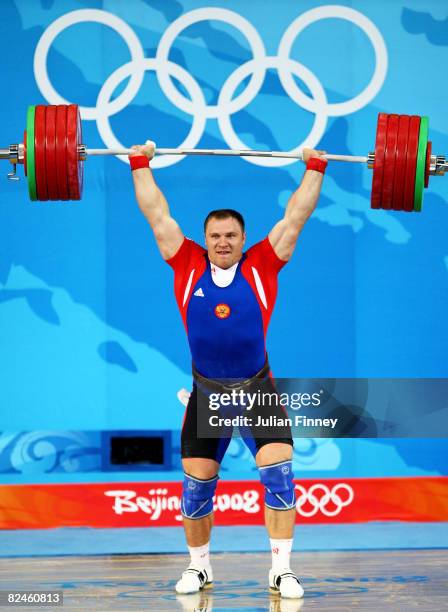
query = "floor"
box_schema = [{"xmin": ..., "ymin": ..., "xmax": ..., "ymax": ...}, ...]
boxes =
[{"xmin": 0, "ymin": 549, "xmax": 445, "ymax": 610}]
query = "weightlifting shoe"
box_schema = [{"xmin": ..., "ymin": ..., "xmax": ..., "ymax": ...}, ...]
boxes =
[
  {"xmin": 269, "ymin": 568, "xmax": 304, "ymax": 599},
  {"xmin": 175, "ymin": 563, "xmax": 213, "ymax": 594}
]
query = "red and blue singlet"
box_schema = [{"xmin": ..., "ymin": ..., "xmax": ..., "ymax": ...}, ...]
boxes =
[{"xmin": 167, "ymin": 237, "xmax": 287, "ymax": 378}]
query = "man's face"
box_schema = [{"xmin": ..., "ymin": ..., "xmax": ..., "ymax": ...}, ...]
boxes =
[{"xmin": 205, "ymin": 216, "xmax": 246, "ymax": 269}]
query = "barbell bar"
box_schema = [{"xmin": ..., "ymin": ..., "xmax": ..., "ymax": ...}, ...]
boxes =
[
  {"xmin": 84, "ymin": 147, "xmax": 368, "ymax": 162},
  {"xmin": 1, "ymin": 104, "xmax": 447, "ymax": 211}
]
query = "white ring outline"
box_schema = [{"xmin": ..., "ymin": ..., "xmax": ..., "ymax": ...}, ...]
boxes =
[
  {"xmin": 155, "ymin": 7, "xmax": 266, "ymax": 119},
  {"xmin": 33, "ymin": 9, "xmax": 146, "ymax": 121},
  {"xmin": 277, "ymin": 5, "xmax": 388, "ymax": 117},
  {"xmin": 217, "ymin": 56, "xmax": 328, "ymax": 167},
  {"xmin": 96, "ymin": 58, "xmax": 207, "ymax": 168}
]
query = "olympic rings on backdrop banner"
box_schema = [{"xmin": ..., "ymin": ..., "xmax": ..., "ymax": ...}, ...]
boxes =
[
  {"xmin": 33, "ymin": 6, "xmax": 388, "ymax": 168},
  {"xmin": 295, "ymin": 483, "xmax": 354, "ymax": 517},
  {"xmin": 96, "ymin": 59, "xmax": 208, "ymax": 168},
  {"xmin": 33, "ymin": 9, "xmax": 146, "ymax": 121}
]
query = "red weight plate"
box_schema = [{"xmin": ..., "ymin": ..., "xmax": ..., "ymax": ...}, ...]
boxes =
[
  {"xmin": 392, "ymin": 115, "xmax": 410, "ymax": 211},
  {"xmin": 77, "ymin": 108, "xmax": 84, "ymax": 199},
  {"xmin": 425, "ymin": 141, "xmax": 432, "ymax": 188},
  {"xmin": 56, "ymin": 105, "xmax": 69, "ymax": 201},
  {"xmin": 45, "ymin": 105, "xmax": 58, "ymax": 200},
  {"xmin": 381, "ymin": 114, "xmax": 399, "ymax": 210},
  {"xmin": 23, "ymin": 130, "xmax": 27, "ymax": 177},
  {"xmin": 34, "ymin": 105, "xmax": 48, "ymax": 201},
  {"xmin": 403, "ymin": 116, "xmax": 421, "ymax": 212},
  {"xmin": 371, "ymin": 113, "xmax": 388, "ymax": 209},
  {"xmin": 67, "ymin": 104, "xmax": 81, "ymax": 200}
]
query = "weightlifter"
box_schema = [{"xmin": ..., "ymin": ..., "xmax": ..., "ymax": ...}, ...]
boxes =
[{"xmin": 129, "ymin": 142, "xmax": 327, "ymax": 599}]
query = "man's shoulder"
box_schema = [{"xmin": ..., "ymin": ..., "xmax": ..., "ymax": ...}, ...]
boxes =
[
  {"xmin": 244, "ymin": 236, "xmax": 287, "ymax": 272},
  {"xmin": 166, "ymin": 237, "xmax": 206, "ymax": 270},
  {"xmin": 244, "ymin": 236, "xmax": 275, "ymax": 262},
  {"xmin": 184, "ymin": 237, "xmax": 207, "ymax": 256}
]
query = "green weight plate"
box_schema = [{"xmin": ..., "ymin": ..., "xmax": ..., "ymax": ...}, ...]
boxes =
[
  {"xmin": 26, "ymin": 106, "xmax": 37, "ymax": 201},
  {"xmin": 414, "ymin": 116, "xmax": 428, "ymax": 212}
]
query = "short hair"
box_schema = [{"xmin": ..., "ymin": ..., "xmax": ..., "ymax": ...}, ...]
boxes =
[{"xmin": 203, "ymin": 209, "xmax": 245, "ymax": 233}]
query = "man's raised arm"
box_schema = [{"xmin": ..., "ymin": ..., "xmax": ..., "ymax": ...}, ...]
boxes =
[
  {"xmin": 129, "ymin": 142, "xmax": 184, "ymax": 260},
  {"xmin": 268, "ymin": 148, "xmax": 327, "ymax": 262}
]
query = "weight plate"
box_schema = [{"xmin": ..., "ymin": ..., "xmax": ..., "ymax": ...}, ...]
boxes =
[
  {"xmin": 392, "ymin": 115, "xmax": 410, "ymax": 211},
  {"xmin": 381, "ymin": 114, "xmax": 399, "ymax": 210},
  {"xmin": 425, "ymin": 140, "xmax": 432, "ymax": 189},
  {"xmin": 371, "ymin": 113, "xmax": 388, "ymax": 209},
  {"xmin": 55, "ymin": 105, "xmax": 69, "ymax": 200},
  {"xmin": 403, "ymin": 116, "xmax": 420, "ymax": 212},
  {"xmin": 77, "ymin": 107, "xmax": 84, "ymax": 199},
  {"xmin": 26, "ymin": 106, "xmax": 37, "ymax": 201},
  {"xmin": 413, "ymin": 116, "xmax": 428, "ymax": 212},
  {"xmin": 23, "ymin": 131, "xmax": 27, "ymax": 177},
  {"xmin": 34, "ymin": 105, "xmax": 48, "ymax": 201},
  {"xmin": 45, "ymin": 105, "xmax": 58, "ymax": 200},
  {"xmin": 66, "ymin": 104, "xmax": 82, "ymax": 200}
]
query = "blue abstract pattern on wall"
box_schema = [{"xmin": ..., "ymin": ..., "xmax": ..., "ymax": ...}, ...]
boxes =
[{"xmin": 0, "ymin": 0, "xmax": 447, "ymax": 480}]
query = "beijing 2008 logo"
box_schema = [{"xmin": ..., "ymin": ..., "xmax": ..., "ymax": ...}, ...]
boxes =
[{"xmin": 33, "ymin": 6, "xmax": 387, "ymax": 169}]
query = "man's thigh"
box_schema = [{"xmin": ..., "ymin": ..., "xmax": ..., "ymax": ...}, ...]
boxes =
[{"xmin": 181, "ymin": 385, "xmax": 232, "ymax": 464}]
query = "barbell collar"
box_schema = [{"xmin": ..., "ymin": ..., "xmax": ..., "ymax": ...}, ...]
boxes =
[
  {"xmin": 433, "ymin": 155, "xmax": 448, "ymax": 176},
  {"xmin": 0, "ymin": 144, "xmax": 24, "ymax": 163}
]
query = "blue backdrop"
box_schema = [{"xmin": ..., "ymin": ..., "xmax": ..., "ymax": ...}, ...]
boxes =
[{"xmin": 0, "ymin": 0, "xmax": 447, "ymax": 482}]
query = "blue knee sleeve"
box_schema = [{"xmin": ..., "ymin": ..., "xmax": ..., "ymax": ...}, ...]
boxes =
[
  {"xmin": 181, "ymin": 473, "xmax": 218, "ymax": 519},
  {"xmin": 259, "ymin": 460, "xmax": 296, "ymax": 510}
]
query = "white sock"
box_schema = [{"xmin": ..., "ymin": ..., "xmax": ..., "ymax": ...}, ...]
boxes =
[
  {"xmin": 270, "ymin": 538, "xmax": 293, "ymax": 571},
  {"xmin": 188, "ymin": 542, "xmax": 211, "ymax": 568}
]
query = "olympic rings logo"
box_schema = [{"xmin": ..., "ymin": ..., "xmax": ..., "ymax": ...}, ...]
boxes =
[
  {"xmin": 295, "ymin": 483, "xmax": 354, "ymax": 517},
  {"xmin": 34, "ymin": 6, "xmax": 388, "ymax": 168}
]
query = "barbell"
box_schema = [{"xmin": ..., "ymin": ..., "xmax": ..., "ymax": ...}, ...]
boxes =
[{"xmin": 1, "ymin": 104, "xmax": 447, "ymax": 211}]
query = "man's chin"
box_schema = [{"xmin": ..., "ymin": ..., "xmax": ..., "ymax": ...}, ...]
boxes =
[{"xmin": 214, "ymin": 255, "xmax": 233, "ymax": 268}]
